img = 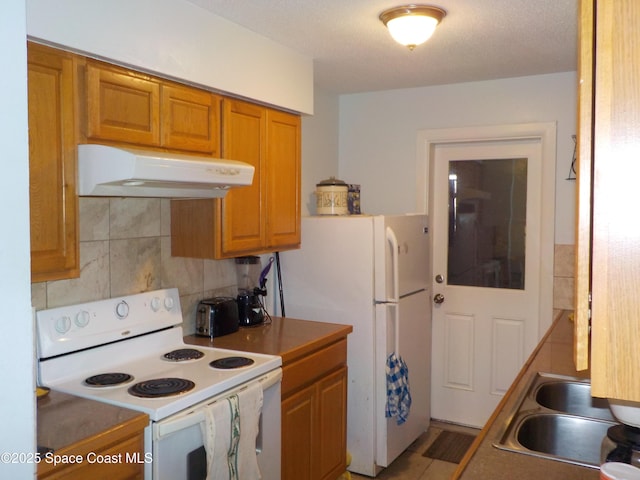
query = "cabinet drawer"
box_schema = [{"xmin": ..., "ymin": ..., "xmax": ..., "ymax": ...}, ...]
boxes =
[{"xmin": 282, "ymin": 339, "xmax": 347, "ymax": 397}]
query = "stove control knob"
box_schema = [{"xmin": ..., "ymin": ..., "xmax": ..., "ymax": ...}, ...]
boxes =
[
  {"xmin": 115, "ymin": 300, "xmax": 129, "ymax": 319},
  {"xmin": 55, "ymin": 315, "xmax": 71, "ymax": 334},
  {"xmin": 75, "ymin": 310, "xmax": 90, "ymax": 328},
  {"xmin": 164, "ymin": 296, "xmax": 175, "ymax": 311},
  {"xmin": 150, "ymin": 297, "xmax": 161, "ymax": 312}
]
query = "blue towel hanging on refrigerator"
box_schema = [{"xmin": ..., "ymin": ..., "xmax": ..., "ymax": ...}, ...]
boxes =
[{"xmin": 385, "ymin": 352, "xmax": 412, "ymax": 425}]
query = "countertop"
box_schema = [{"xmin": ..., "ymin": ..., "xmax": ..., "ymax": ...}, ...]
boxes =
[
  {"xmin": 453, "ymin": 311, "xmax": 599, "ymax": 479},
  {"xmin": 185, "ymin": 315, "xmax": 353, "ymax": 364},
  {"xmin": 37, "ymin": 390, "xmax": 148, "ymax": 460}
]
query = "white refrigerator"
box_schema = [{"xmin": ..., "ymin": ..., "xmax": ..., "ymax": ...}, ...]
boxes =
[{"xmin": 277, "ymin": 213, "xmax": 431, "ymax": 476}]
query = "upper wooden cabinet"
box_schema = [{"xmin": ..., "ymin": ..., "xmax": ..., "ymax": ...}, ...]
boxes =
[
  {"xmin": 85, "ymin": 60, "xmax": 221, "ymax": 155},
  {"xmin": 161, "ymin": 84, "xmax": 220, "ymax": 154},
  {"xmin": 28, "ymin": 43, "xmax": 79, "ymax": 282},
  {"xmin": 27, "ymin": 44, "xmax": 298, "ymax": 272},
  {"xmin": 219, "ymin": 99, "xmax": 267, "ymax": 254},
  {"xmin": 86, "ymin": 61, "xmax": 160, "ymax": 146},
  {"xmin": 171, "ymin": 98, "xmax": 301, "ymax": 259},
  {"xmin": 574, "ymin": 0, "xmax": 640, "ymax": 401},
  {"xmin": 265, "ymin": 109, "xmax": 302, "ymax": 250}
]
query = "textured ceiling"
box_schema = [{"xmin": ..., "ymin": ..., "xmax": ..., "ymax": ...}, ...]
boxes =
[{"xmin": 185, "ymin": 0, "xmax": 578, "ymax": 94}]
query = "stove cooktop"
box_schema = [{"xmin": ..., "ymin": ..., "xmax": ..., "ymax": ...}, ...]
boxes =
[
  {"xmin": 39, "ymin": 328, "xmax": 281, "ymax": 420},
  {"xmin": 36, "ymin": 289, "xmax": 281, "ymax": 421}
]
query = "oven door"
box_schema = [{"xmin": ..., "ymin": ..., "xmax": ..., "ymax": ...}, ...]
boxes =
[{"xmin": 152, "ymin": 369, "xmax": 281, "ymax": 480}]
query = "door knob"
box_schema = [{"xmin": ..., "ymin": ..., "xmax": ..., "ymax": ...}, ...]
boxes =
[{"xmin": 433, "ymin": 293, "xmax": 445, "ymax": 304}]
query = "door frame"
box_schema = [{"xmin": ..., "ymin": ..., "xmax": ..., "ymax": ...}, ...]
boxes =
[{"xmin": 416, "ymin": 122, "xmax": 556, "ymax": 338}]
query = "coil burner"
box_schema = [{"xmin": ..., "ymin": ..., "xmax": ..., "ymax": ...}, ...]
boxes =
[
  {"xmin": 163, "ymin": 348, "xmax": 205, "ymax": 362},
  {"xmin": 209, "ymin": 356, "xmax": 255, "ymax": 369},
  {"xmin": 85, "ymin": 372, "xmax": 133, "ymax": 387},
  {"xmin": 128, "ymin": 378, "xmax": 195, "ymax": 398}
]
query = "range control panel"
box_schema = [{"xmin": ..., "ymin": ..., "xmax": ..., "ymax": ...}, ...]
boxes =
[{"xmin": 36, "ymin": 288, "xmax": 182, "ymax": 359}]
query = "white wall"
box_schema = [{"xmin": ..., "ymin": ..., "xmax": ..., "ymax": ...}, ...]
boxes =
[
  {"xmin": 0, "ymin": 0, "xmax": 36, "ymax": 477},
  {"xmin": 300, "ymin": 87, "xmax": 340, "ymax": 215},
  {"xmin": 338, "ymin": 72, "xmax": 577, "ymax": 244},
  {"xmin": 26, "ymin": 0, "xmax": 314, "ymax": 114}
]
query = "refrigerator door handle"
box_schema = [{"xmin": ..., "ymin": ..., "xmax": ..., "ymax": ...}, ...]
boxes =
[
  {"xmin": 391, "ymin": 303, "xmax": 400, "ymax": 356},
  {"xmin": 386, "ymin": 226, "xmax": 400, "ymax": 303}
]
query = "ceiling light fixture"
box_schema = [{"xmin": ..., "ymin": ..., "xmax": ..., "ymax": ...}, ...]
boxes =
[{"xmin": 379, "ymin": 5, "xmax": 446, "ymax": 51}]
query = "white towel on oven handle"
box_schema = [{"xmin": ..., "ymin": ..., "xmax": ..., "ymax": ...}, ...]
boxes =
[{"xmin": 199, "ymin": 382, "xmax": 264, "ymax": 480}]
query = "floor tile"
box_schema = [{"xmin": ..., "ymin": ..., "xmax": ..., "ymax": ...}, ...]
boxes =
[
  {"xmin": 348, "ymin": 421, "xmax": 480, "ymax": 480},
  {"xmin": 418, "ymin": 459, "xmax": 458, "ymax": 479},
  {"xmin": 375, "ymin": 450, "xmax": 431, "ymax": 479}
]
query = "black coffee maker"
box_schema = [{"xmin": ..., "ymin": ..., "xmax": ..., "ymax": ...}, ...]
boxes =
[{"xmin": 235, "ymin": 256, "xmax": 265, "ymax": 326}]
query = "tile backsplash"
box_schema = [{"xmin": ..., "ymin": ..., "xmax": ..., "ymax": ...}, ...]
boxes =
[
  {"xmin": 31, "ymin": 197, "xmax": 237, "ymax": 335},
  {"xmin": 553, "ymin": 244, "xmax": 575, "ymax": 310},
  {"xmin": 31, "ymin": 199, "xmax": 576, "ymax": 335}
]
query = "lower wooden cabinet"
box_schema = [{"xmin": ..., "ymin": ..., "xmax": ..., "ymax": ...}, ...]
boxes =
[
  {"xmin": 282, "ymin": 382, "xmax": 317, "ymax": 476},
  {"xmin": 38, "ymin": 425, "xmax": 146, "ymax": 480},
  {"xmin": 282, "ymin": 339, "xmax": 348, "ymax": 480}
]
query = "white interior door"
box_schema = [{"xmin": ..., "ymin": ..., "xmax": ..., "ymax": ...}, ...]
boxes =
[{"xmin": 430, "ymin": 138, "xmax": 547, "ymax": 427}]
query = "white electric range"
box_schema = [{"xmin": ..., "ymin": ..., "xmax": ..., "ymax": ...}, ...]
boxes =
[{"xmin": 36, "ymin": 288, "xmax": 282, "ymax": 480}]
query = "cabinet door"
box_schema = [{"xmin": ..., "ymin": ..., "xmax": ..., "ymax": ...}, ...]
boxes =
[
  {"xmin": 86, "ymin": 61, "xmax": 160, "ymax": 146},
  {"xmin": 218, "ymin": 99, "xmax": 266, "ymax": 256},
  {"xmin": 282, "ymin": 384, "xmax": 317, "ymax": 480},
  {"xmin": 265, "ymin": 109, "xmax": 301, "ymax": 250},
  {"xmin": 28, "ymin": 43, "xmax": 79, "ymax": 282},
  {"xmin": 161, "ymin": 84, "xmax": 221, "ymax": 154},
  {"xmin": 317, "ymin": 366, "xmax": 348, "ymax": 480},
  {"xmin": 585, "ymin": 0, "xmax": 640, "ymax": 401},
  {"xmin": 574, "ymin": 0, "xmax": 594, "ymax": 371}
]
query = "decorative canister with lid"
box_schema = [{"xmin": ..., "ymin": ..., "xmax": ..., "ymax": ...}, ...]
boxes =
[{"xmin": 315, "ymin": 176, "xmax": 349, "ymax": 215}]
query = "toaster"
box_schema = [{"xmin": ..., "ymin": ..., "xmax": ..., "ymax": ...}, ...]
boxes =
[{"xmin": 196, "ymin": 297, "xmax": 239, "ymax": 338}]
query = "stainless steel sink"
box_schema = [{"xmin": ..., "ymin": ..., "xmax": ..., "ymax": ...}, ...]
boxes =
[
  {"xmin": 517, "ymin": 414, "xmax": 614, "ymax": 465},
  {"xmin": 535, "ymin": 380, "xmax": 614, "ymax": 421},
  {"xmin": 493, "ymin": 372, "xmax": 618, "ymax": 468}
]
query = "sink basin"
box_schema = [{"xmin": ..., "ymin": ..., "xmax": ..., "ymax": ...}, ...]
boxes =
[
  {"xmin": 493, "ymin": 372, "xmax": 618, "ymax": 468},
  {"xmin": 517, "ymin": 414, "xmax": 613, "ymax": 466},
  {"xmin": 535, "ymin": 381, "xmax": 615, "ymax": 421}
]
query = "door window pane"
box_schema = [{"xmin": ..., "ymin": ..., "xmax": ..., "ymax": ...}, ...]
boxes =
[{"xmin": 447, "ymin": 158, "xmax": 527, "ymax": 289}]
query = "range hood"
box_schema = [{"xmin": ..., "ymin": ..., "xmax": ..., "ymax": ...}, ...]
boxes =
[{"xmin": 77, "ymin": 144, "xmax": 254, "ymax": 198}]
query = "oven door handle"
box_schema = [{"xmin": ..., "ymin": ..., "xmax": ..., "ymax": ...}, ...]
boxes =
[{"xmin": 154, "ymin": 369, "xmax": 282, "ymax": 440}]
